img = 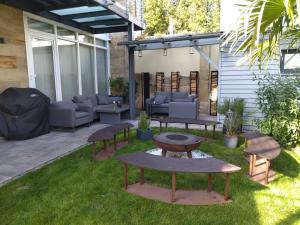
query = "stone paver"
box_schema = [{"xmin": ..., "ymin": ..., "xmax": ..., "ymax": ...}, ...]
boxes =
[{"xmin": 0, "ymin": 116, "xmax": 218, "ymax": 186}]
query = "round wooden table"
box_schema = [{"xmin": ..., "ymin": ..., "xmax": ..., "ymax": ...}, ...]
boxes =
[{"xmin": 153, "ymin": 132, "xmax": 204, "ymax": 158}]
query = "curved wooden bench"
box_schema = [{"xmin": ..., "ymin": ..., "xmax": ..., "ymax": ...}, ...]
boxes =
[
  {"xmin": 88, "ymin": 123, "xmax": 134, "ymax": 160},
  {"xmin": 244, "ymin": 131, "xmax": 281, "ymax": 184},
  {"xmin": 117, "ymin": 152, "xmax": 241, "ymax": 203}
]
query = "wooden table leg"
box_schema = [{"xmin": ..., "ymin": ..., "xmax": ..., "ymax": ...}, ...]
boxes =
[
  {"xmin": 162, "ymin": 149, "xmax": 167, "ymax": 157},
  {"xmin": 124, "ymin": 163, "xmax": 128, "ymax": 190},
  {"xmin": 187, "ymin": 151, "xmax": 192, "ymax": 158},
  {"xmin": 140, "ymin": 168, "xmax": 144, "ymax": 184},
  {"xmin": 207, "ymin": 173, "xmax": 212, "ymax": 192},
  {"xmin": 249, "ymin": 154, "xmax": 253, "ymax": 176},
  {"xmin": 265, "ymin": 160, "xmax": 270, "ymax": 184},
  {"xmin": 171, "ymin": 172, "xmax": 176, "ymax": 202},
  {"xmin": 165, "ymin": 122, "xmax": 168, "ymax": 129},
  {"xmin": 185, "ymin": 123, "xmax": 188, "ymax": 132},
  {"xmin": 224, "ymin": 173, "xmax": 230, "ymax": 201},
  {"xmin": 113, "ymin": 135, "xmax": 117, "ymax": 151},
  {"xmin": 123, "ymin": 129, "xmax": 126, "ymax": 141},
  {"xmin": 127, "ymin": 128, "xmax": 130, "ymax": 143},
  {"xmin": 159, "ymin": 122, "xmax": 162, "ymax": 133}
]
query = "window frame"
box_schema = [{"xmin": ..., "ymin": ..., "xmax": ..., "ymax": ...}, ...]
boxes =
[{"xmin": 280, "ymin": 49, "xmax": 300, "ymax": 74}]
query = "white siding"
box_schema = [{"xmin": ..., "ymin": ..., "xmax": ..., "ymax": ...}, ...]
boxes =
[{"xmin": 219, "ymin": 46, "xmax": 280, "ymax": 129}]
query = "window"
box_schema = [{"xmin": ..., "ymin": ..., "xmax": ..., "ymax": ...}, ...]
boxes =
[
  {"xmin": 57, "ymin": 27, "xmax": 76, "ymax": 40},
  {"xmin": 78, "ymin": 34, "xmax": 93, "ymax": 43},
  {"xmin": 280, "ymin": 49, "xmax": 300, "ymax": 73},
  {"xmin": 95, "ymin": 38, "xmax": 105, "ymax": 47},
  {"xmin": 80, "ymin": 44, "xmax": 95, "ymax": 95},
  {"xmin": 58, "ymin": 39, "xmax": 78, "ymax": 100},
  {"xmin": 96, "ymin": 48, "xmax": 107, "ymax": 94},
  {"xmin": 28, "ymin": 18, "xmax": 54, "ymax": 34}
]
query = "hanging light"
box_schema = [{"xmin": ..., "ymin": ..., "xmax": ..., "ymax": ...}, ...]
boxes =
[
  {"xmin": 189, "ymin": 46, "xmax": 194, "ymax": 54},
  {"xmin": 137, "ymin": 44, "xmax": 143, "ymax": 57},
  {"xmin": 163, "ymin": 48, "xmax": 168, "ymax": 56}
]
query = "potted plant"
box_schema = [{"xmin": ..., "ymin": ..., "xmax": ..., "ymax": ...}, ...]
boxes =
[
  {"xmin": 218, "ymin": 98, "xmax": 245, "ymax": 148},
  {"xmin": 223, "ymin": 110, "xmax": 243, "ymax": 148},
  {"xmin": 136, "ymin": 111, "xmax": 152, "ymax": 141},
  {"xmin": 109, "ymin": 77, "xmax": 125, "ymax": 97}
]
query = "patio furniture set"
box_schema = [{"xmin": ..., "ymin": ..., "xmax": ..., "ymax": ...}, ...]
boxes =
[{"xmin": 49, "ymin": 94, "xmax": 129, "ymax": 130}]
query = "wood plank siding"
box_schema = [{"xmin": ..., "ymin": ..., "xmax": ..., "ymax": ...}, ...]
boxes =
[{"xmin": 219, "ymin": 46, "xmax": 280, "ymax": 129}]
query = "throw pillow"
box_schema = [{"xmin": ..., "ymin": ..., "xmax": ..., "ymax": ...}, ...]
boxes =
[
  {"xmin": 153, "ymin": 95, "xmax": 166, "ymax": 104},
  {"xmin": 73, "ymin": 95, "xmax": 87, "ymax": 103},
  {"xmin": 98, "ymin": 95, "xmax": 109, "ymax": 105}
]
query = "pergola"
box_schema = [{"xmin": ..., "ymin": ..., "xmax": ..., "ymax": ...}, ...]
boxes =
[
  {"xmin": 118, "ymin": 32, "xmax": 223, "ymax": 118},
  {"xmin": 1, "ymin": 0, "xmax": 143, "ymax": 119}
]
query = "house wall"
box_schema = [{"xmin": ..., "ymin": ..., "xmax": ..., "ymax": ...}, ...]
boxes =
[
  {"xmin": 0, "ymin": 4, "xmax": 28, "ymax": 92},
  {"xmin": 219, "ymin": 46, "xmax": 280, "ymax": 129}
]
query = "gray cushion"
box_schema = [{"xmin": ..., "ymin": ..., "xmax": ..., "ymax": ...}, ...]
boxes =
[
  {"xmin": 160, "ymin": 103, "xmax": 169, "ymax": 108},
  {"xmin": 93, "ymin": 104, "xmax": 114, "ymax": 112},
  {"xmin": 97, "ymin": 95, "xmax": 109, "ymax": 105},
  {"xmin": 154, "ymin": 95, "xmax": 166, "ymax": 104},
  {"xmin": 73, "ymin": 95, "xmax": 87, "ymax": 103},
  {"xmin": 52, "ymin": 101, "xmax": 78, "ymax": 110},
  {"xmin": 75, "ymin": 111, "xmax": 90, "ymax": 119},
  {"xmin": 188, "ymin": 95, "xmax": 196, "ymax": 102},
  {"xmin": 173, "ymin": 98, "xmax": 192, "ymax": 102},
  {"xmin": 172, "ymin": 92, "xmax": 188, "ymax": 101},
  {"xmin": 156, "ymin": 92, "xmax": 172, "ymax": 103},
  {"xmin": 87, "ymin": 95, "xmax": 98, "ymax": 106}
]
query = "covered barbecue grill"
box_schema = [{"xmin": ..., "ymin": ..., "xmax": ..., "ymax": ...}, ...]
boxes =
[{"xmin": 0, "ymin": 88, "xmax": 50, "ymax": 140}]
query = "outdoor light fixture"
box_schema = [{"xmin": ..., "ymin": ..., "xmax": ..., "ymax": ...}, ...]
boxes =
[
  {"xmin": 137, "ymin": 45, "xmax": 143, "ymax": 57},
  {"xmin": 163, "ymin": 48, "xmax": 168, "ymax": 56},
  {"xmin": 189, "ymin": 46, "xmax": 194, "ymax": 54}
]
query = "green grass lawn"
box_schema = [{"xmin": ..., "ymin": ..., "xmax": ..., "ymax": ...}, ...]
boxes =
[{"xmin": 0, "ymin": 128, "xmax": 299, "ymax": 225}]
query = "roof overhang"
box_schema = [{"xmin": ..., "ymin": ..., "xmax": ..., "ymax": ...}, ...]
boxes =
[
  {"xmin": 118, "ymin": 32, "xmax": 223, "ymax": 50},
  {"xmin": 0, "ymin": 0, "xmax": 144, "ymax": 34}
]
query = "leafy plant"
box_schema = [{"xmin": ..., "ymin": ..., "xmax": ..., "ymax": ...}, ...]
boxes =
[
  {"xmin": 223, "ymin": 111, "xmax": 243, "ymax": 136},
  {"xmin": 222, "ymin": 0, "xmax": 300, "ymax": 67},
  {"xmin": 218, "ymin": 98, "xmax": 245, "ymax": 116},
  {"xmin": 255, "ymin": 74, "xmax": 300, "ymax": 147},
  {"xmin": 109, "ymin": 77, "xmax": 125, "ymax": 96},
  {"xmin": 138, "ymin": 111, "xmax": 149, "ymax": 131},
  {"xmin": 218, "ymin": 98, "xmax": 245, "ymax": 136}
]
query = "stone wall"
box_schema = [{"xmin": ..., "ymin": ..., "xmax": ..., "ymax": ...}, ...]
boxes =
[{"xmin": 0, "ymin": 4, "xmax": 28, "ymax": 92}]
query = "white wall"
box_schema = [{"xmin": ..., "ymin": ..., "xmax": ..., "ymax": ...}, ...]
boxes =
[{"xmin": 135, "ymin": 47, "xmax": 201, "ymax": 76}]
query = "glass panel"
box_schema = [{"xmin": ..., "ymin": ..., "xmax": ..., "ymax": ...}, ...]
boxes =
[
  {"xmin": 31, "ymin": 38, "xmax": 56, "ymax": 100},
  {"xmin": 74, "ymin": 15, "xmax": 121, "ymax": 23},
  {"xmin": 80, "ymin": 45, "xmax": 95, "ymax": 96},
  {"xmin": 96, "ymin": 48, "xmax": 107, "ymax": 95},
  {"xmin": 51, "ymin": 6, "xmax": 106, "ymax": 16},
  {"xmin": 28, "ymin": 18, "xmax": 54, "ymax": 34},
  {"xmin": 78, "ymin": 34, "xmax": 93, "ymax": 43},
  {"xmin": 91, "ymin": 24, "xmax": 127, "ymax": 29},
  {"xmin": 95, "ymin": 39, "xmax": 105, "ymax": 47},
  {"xmin": 284, "ymin": 53, "xmax": 300, "ymax": 70},
  {"xmin": 58, "ymin": 39, "xmax": 78, "ymax": 100},
  {"xmin": 57, "ymin": 27, "xmax": 76, "ymax": 40}
]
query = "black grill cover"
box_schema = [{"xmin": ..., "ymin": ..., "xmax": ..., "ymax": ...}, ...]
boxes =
[{"xmin": 0, "ymin": 88, "xmax": 50, "ymax": 140}]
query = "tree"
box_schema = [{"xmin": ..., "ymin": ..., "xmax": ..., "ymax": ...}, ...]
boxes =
[
  {"xmin": 143, "ymin": 0, "xmax": 220, "ymax": 36},
  {"xmin": 222, "ymin": 0, "xmax": 300, "ymax": 66},
  {"xmin": 144, "ymin": 0, "xmax": 169, "ymax": 36}
]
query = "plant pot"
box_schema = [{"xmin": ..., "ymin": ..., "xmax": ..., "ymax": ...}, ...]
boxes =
[
  {"xmin": 136, "ymin": 128, "xmax": 153, "ymax": 141},
  {"xmin": 224, "ymin": 135, "xmax": 238, "ymax": 148}
]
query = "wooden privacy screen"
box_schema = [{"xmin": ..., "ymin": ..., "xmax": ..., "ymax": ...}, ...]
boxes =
[
  {"xmin": 210, "ymin": 71, "xmax": 218, "ymax": 116},
  {"xmin": 155, "ymin": 72, "xmax": 165, "ymax": 92},
  {"xmin": 190, "ymin": 71, "xmax": 199, "ymax": 96},
  {"xmin": 171, "ymin": 72, "xmax": 180, "ymax": 92}
]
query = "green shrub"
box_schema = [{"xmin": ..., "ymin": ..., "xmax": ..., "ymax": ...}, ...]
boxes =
[
  {"xmin": 138, "ymin": 111, "xmax": 149, "ymax": 131},
  {"xmin": 218, "ymin": 98, "xmax": 245, "ymax": 136},
  {"xmin": 255, "ymin": 74, "xmax": 300, "ymax": 147}
]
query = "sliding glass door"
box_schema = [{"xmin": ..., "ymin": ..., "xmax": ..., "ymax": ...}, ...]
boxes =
[
  {"xmin": 80, "ymin": 44, "xmax": 95, "ymax": 96},
  {"xmin": 31, "ymin": 37, "xmax": 56, "ymax": 101}
]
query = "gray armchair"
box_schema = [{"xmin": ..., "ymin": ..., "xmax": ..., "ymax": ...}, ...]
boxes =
[
  {"xmin": 169, "ymin": 98, "xmax": 199, "ymax": 119},
  {"xmin": 49, "ymin": 101, "xmax": 93, "ymax": 131}
]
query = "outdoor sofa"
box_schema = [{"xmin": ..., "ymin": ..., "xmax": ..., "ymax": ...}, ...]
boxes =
[
  {"xmin": 146, "ymin": 91, "xmax": 199, "ymax": 119},
  {"xmin": 48, "ymin": 95, "xmax": 123, "ymax": 130}
]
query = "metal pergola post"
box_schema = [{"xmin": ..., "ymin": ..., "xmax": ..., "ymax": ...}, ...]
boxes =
[{"xmin": 128, "ymin": 22, "xmax": 136, "ymax": 119}]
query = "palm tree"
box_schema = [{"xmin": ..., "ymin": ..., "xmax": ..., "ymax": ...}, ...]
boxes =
[{"xmin": 222, "ymin": 0, "xmax": 300, "ymax": 67}]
